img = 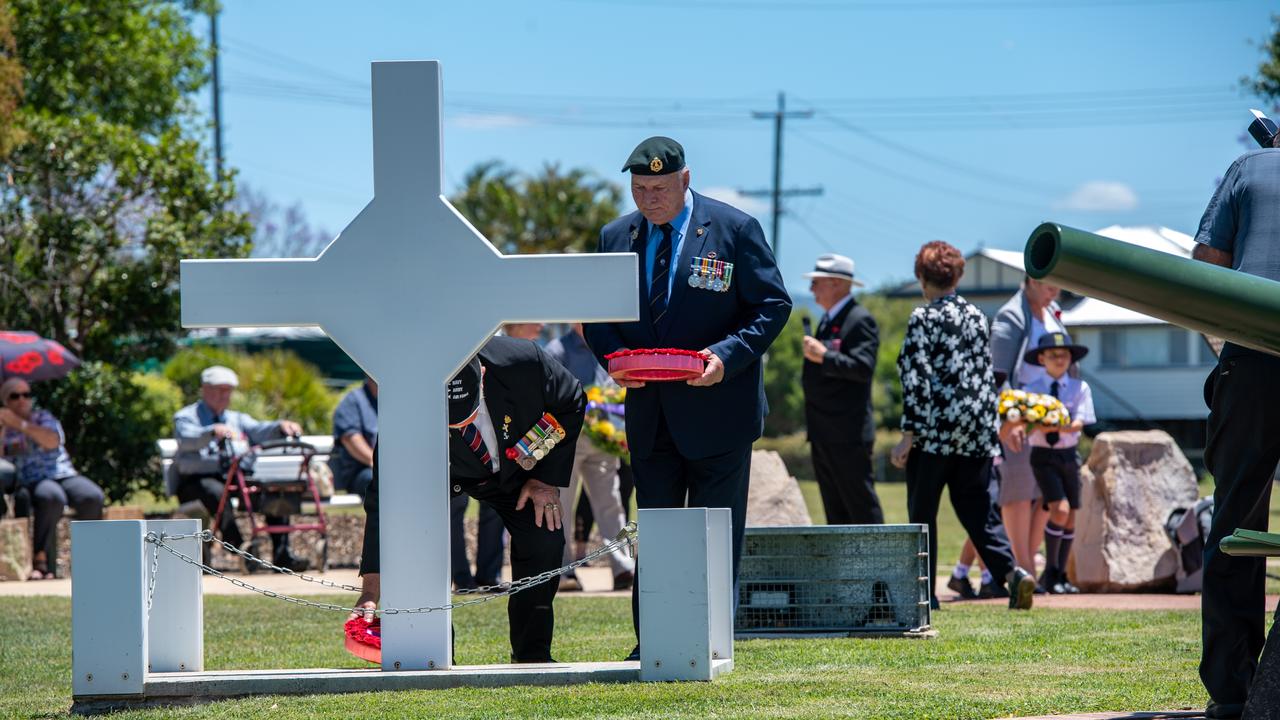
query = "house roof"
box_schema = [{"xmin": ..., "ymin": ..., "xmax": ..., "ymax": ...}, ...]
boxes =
[{"xmin": 1057, "ymin": 226, "xmax": 1193, "ymax": 327}]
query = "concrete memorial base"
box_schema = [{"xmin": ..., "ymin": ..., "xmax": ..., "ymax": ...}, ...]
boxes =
[{"xmin": 70, "ymin": 508, "xmax": 734, "ymax": 713}]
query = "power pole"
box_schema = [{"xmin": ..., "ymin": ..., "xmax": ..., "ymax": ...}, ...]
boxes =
[
  {"xmin": 210, "ymin": 8, "xmax": 224, "ymax": 178},
  {"xmin": 741, "ymin": 92, "xmax": 822, "ymax": 260}
]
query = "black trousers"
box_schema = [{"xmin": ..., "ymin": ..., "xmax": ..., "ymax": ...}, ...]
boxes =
[
  {"xmin": 360, "ymin": 474, "xmax": 563, "ymax": 663},
  {"xmin": 449, "ymin": 493, "xmax": 505, "ymax": 585},
  {"xmin": 176, "ymin": 476, "xmax": 291, "ymax": 556},
  {"xmin": 811, "ymin": 440, "xmax": 884, "ymax": 525},
  {"xmin": 1201, "ymin": 352, "xmax": 1280, "ymax": 707},
  {"xmin": 628, "ymin": 409, "xmax": 752, "ymax": 636},
  {"xmin": 906, "ymin": 449, "xmax": 1016, "ymax": 603}
]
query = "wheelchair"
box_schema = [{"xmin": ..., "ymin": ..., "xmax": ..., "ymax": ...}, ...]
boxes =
[{"xmin": 211, "ymin": 436, "xmax": 330, "ymax": 573}]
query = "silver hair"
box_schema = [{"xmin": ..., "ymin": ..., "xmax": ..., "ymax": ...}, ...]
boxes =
[{"xmin": 0, "ymin": 377, "xmax": 31, "ymax": 400}]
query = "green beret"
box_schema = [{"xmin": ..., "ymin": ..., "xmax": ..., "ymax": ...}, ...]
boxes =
[{"xmin": 621, "ymin": 136, "xmax": 685, "ymax": 175}]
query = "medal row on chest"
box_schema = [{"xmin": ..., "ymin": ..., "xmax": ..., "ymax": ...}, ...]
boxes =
[
  {"xmin": 688, "ymin": 256, "xmax": 734, "ymax": 292},
  {"xmin": 503, "ymin": 412, "xmax": 567, "ymax": 471}
]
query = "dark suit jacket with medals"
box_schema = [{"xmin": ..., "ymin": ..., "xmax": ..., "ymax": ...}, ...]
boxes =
[
  {"xmin": 802, "ymin": 299, "xmax": 879, "ymax": 446},
  {"xmin": 448, "ymin": 336, "xmax": 585, "ymax": 495},
  {"xmin": 584, "ymin": 191, "xmax": 792, "ymax": 460}
]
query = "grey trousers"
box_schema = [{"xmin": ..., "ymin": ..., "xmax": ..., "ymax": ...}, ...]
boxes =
[
  {"xmin": 31, "ymin": 475, "xmax": 104, "ymax": 574},
  {"xmin": 559, "ymin": 436, "xmax": 634, "ymax": 576}
]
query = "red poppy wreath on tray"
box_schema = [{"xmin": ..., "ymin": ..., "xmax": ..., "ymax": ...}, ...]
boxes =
[
  {"xmin": 344, "ymin": 616, "xmax": 381, "ymax": 664},
  {"xmin": 606, "ymin": 348, "xmax": 706, "ymax": 382}
]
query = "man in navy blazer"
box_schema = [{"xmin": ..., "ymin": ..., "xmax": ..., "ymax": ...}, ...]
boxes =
[{"xmin": 585, "ymin": 137, "xmax": 791, "ymax": 655}]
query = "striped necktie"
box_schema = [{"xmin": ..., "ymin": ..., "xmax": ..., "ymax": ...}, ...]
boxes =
[
  {"xmin": 650, "ymin": 223, "xmax": 674, "ymax": 324},
  {"xmin": 457, "ymin": 421, "xmax": 492, "ymax": 468}
]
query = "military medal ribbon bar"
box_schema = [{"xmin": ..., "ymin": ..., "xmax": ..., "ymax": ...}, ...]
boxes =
[{"xmin": 504, "ymin": 412, "xmax": 567, "ymax": 470}]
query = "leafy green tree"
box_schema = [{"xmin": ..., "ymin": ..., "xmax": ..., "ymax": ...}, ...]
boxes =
[
  {"xmin": 451, "ymin": 161, "xmax": 622, "ymax": 254},
  {"xmin": 0, "ymin": 0, "xmax": 251, "ymax": 367},
  {"xmin": 1247, "ymin": 14, "xmax": 1280, "ymax": 102},
  {"xmin": 0, "ymin": 0, "xmax": 23, "ymax": 159},
  {"xmin": 0, "ymin": 1, "xmax": 250, "ymax": 498},
  {"xmin": 859, "ymin": 294, "xmax": 920, "ymax": 431},
  {"xmin": 762, "ymin": 311, "xmax": 809, "ymax": 437}
]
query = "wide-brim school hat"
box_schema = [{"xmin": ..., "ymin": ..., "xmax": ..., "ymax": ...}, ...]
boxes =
[{"xmin": 1023, "ymin": 331, "xmax": 1089, "ymax": 366}]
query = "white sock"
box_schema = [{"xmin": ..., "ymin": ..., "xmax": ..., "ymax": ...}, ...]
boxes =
[
  {"xmin": 980, "ymin": 569, "xmax": 993, "ymax": 585},
  {"xmin": 952, "ymin": 563, "xmax": 970, "ymax": 579}
]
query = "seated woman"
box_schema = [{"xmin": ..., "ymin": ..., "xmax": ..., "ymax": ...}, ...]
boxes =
[{"xmin": 0, "ymin": 377, "xmax": 103, "ymax": 579}]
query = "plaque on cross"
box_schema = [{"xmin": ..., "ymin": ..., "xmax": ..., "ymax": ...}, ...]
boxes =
[{"xmin": 180, "ymin": 61, "xmax": 638, "ymax": 671}]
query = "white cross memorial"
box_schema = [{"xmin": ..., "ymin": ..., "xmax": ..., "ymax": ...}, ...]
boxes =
[
  {"xmin": 69, "ymin": 62, "xmax": 733, "ymax": 710},
  {"xmin": 181, "ymin": 60, "xmax": 637, "ymax": 671}
]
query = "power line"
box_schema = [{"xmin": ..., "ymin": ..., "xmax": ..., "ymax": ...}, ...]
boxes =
[
  {"xmin": 740, "ymin": 92, "xmax": 823, "ymax": 260},
  {"xmin": 793, "ymin": 130, "xmax": 1051, "ymax": 212}
]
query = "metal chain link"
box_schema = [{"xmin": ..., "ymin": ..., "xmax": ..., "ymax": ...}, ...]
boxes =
[
  {"xmin": 142, "ymin": 521, "xmax": 638, "ymax": 616},
  {"xmin": 145, "ymin": 540, "xmax": 160, "ymax": 616}
]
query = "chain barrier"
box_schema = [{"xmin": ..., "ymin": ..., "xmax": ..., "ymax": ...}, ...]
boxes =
[
  {"xmin": 145, "ymin": 540, "xmax": 160, "ymax": 617},
  {"xmin": 141, "ymin": 521, "xmax": 638, "ymax": 616}
]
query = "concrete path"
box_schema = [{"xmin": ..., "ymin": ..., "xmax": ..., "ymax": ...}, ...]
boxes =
[{"xmin": 0, "ymin": 565, "xmax": 630, "ymax": 598}]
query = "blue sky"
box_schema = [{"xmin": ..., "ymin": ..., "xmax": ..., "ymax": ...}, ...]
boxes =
[{"xmin": 207, "ymin": 0, "xmax": 1274, "ymax": 293}]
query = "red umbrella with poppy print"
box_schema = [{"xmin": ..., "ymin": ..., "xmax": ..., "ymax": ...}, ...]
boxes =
[{"xmin": 0, "ymin": 331, "xmax": 81, "ymax": 382}]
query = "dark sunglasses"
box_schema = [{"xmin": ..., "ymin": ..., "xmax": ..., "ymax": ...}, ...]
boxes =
[{"xmin": 6, "ymin": 391, "xmax": 33, "ymax": 401}]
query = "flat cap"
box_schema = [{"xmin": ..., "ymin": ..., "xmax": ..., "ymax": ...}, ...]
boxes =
[
  {"xmin": 201, "ymin": 365, "xmax": 239, "ymax": 387},
  {"xmin": 622, "ymin": 136, "xmax": 685, "ymax": 175}
]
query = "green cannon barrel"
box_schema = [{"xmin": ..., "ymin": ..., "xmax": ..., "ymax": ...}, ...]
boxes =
[{"xmin": 1023, "ymin": 223, "xmax": 1280, "ymax": 358}]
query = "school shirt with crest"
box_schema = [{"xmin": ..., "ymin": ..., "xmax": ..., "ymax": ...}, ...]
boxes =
[
  {"xmin": 897, "ymin": 294, "xmax": 1000, "ymax": 458},
  {"xmin": 1022, "ymin": 374, "xmax": 1095, "ymax": 449}
]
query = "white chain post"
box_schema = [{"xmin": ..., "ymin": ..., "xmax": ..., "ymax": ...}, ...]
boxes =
[
  {"xmin": 73, "ymin": 520, "xmax": 148, "ymax": 697},
  {"xmin": 145, "ymin": 519, "xmax": 204, "ymax": 674},
  {"xmin": 638, "ymin": 508, "xmax": 734, "ymax": 682}
]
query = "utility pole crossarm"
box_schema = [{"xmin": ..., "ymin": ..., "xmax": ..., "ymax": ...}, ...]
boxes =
[{"xmin": 749, "ymin": 92, "xmax": 820, "ymax": 260}]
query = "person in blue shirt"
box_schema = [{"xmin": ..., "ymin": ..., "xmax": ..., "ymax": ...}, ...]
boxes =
[
  {"xmin": 584, "ymin": 136, "xmax": 792, "ymax": 657},
  {"xmin": 329, "ymin": 377, "xmax": 377, "ymax": 498},
  {"xmin": 172, "ymin": 365, "xmax": 305, "ymax": 571},
  {"xmin": 0, "ymin": 377, "xmax": 103, "ymax": 579},
  {"xmin": 1192, "ymin": 141, "xmax": 1280, "ymax": 720}
]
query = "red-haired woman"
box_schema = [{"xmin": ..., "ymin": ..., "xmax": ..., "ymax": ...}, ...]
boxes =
[{"xmin": 890, "ymin": 241, "xmax": 1036, "ymax": 610}]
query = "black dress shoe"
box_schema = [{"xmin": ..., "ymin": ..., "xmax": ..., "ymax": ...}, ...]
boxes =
[
  {"xmin": 977, "ymin": 581, "xmax": 1009, "ymax": 599},
  {"xmin": 453, "ymin": 577, "xmax": 478, "ymax": 591},
  {"xmin": 1205, "ymin": 700, "xmax": 1244, "ymax": 719},
  {"xmin": 612, "ymin": 570, "xmax": 634, "ymax": 591},
  {"xmin": 947, "ymin": 575, "xmax": 978, "ymax": 600},
  {"xmin": 1006, "ymin": 567, "xmax": 1036, "ymax": 610},
  {"xmin": 624, "ymin": 644, "xmax": 640, "ymax": 662}
]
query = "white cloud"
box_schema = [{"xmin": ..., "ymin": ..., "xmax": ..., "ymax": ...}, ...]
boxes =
[
  {"xmin": 448, "ymin": 113, "xmax": 534, "ymax": 130},
  {"xmin": 1055, "ymin": 181, "xmax": 1139, "ymax": 212},
  {"xmin": 700, "ymin": 186, "xmax": 770, "ymax": 215}
]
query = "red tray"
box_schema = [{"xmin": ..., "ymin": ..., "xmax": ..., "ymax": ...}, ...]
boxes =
[
  {"xmin": 344, "ymin": 617, "xmax": 381, "ymax": 664},
  {"xmin": 607, "ymin": 349, "xmax": 705, "ymax": 382}
]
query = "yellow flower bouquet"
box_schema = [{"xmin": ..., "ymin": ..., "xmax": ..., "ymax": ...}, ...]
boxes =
[
  {"xmin": 585, "ymin": 385, "xmax": 629, "ymax": 460},
  {"xmin": 997, "ymin": 388, "xmax": 1072, "ymax": 429}
]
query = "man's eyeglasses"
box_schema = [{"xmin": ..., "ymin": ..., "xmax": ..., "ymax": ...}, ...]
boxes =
[{"xmin": 6, "ymin": 392, "xmax": 33, "ymax": 401}]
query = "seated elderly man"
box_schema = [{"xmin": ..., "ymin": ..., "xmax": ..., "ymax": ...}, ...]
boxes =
[
  {"xmin": 328, "ymin": 376, "xmax": 377, "ymax": 498},
  {"xmin": 173, "ymin": 365, "xmax": 306, "ymax": 571},
  {"xmin": 353, "ymin": 336, "xmax": 583, "ymax": 662},
  {"xmin": 0, "ymin": 377, "xmax": 103, "ymax": 579}
]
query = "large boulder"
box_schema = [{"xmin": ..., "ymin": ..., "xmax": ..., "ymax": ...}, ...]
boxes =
[
  {"xmin": 747, "ymin": 450, "xmax": 812, "ymax": 527},
  {"xmin": 1071, "ymin": 430, "xmax": 1198, "ymax": 592}
]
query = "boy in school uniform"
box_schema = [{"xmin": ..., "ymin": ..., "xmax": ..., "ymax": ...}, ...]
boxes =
[{"xmin": 1021, "ymin": 332, "xmax": 1095, "ymax": 595}]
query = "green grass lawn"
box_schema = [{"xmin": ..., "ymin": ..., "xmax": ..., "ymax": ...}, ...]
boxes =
[{"xmin": 0, "ymin": 595, "xmax": 1205, "ymax": 719}]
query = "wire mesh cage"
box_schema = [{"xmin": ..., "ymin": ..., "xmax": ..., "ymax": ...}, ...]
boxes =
[{"xmin": 735, "ymin": 524, "xmax": 931, "ymax": 637}]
